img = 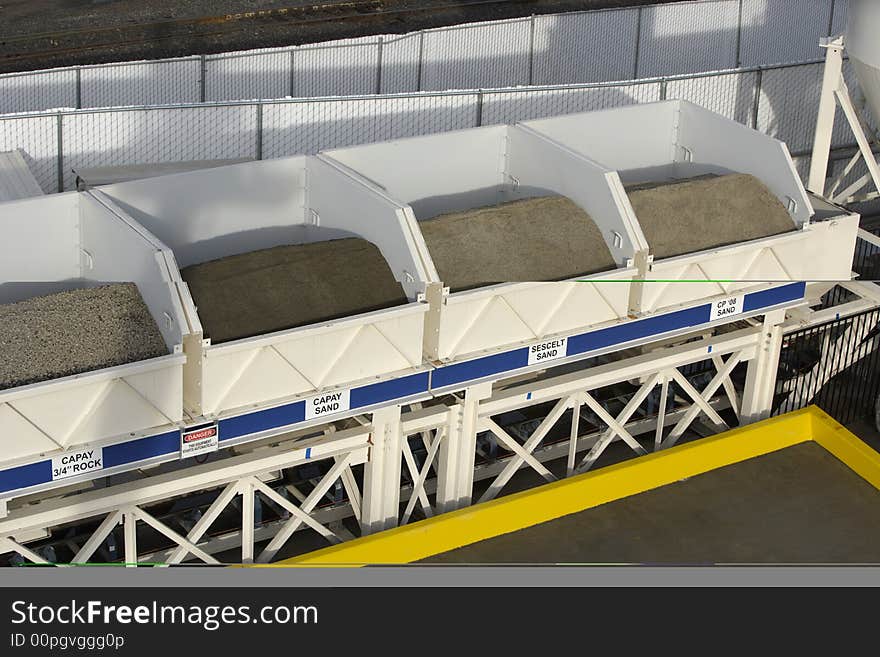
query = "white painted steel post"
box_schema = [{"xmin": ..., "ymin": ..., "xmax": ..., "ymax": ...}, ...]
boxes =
[
  {"xmin": 809, "ymin": 38, "xmax": 845, "ymax": 195},
  {"xmin": 455, "ymin": 382, "xmax": 492, "ymax": 509},
  {"xmin": 741, "ymin": 310, "xmax": 785, "ymax": 423},
  {"xmin": 360, "ymin": 405, "xmax": 403, "ymax": 534},
  {"xmin": 123, "ymin": 510, "xmax": 138, "ymax": 567},
  {"xmin": 435, "ymin": 382, "xmax": 492, "ymax": 512},
  {"xmin": 434, "ymin": 404, "xmax": 463, "ymax": 514},
  {"xmin": 241, "ymin": 481, "xmax": 255, "ymax": 564}
]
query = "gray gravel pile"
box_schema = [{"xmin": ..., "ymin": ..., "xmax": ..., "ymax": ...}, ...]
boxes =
[
  {"xmin": 0, "ymin": 283, "xmax": 168, "ymax": 390},
  {"xmin": 181, "ymin": 238, "xmax": 408, "ymax": 344},
  {"xmin": 420, "ymin": 195, "xmax": 617, "ymax": 292},
  {"xmin": 626, "ymin": 173, "xmax": 797, "ymax": 259}
]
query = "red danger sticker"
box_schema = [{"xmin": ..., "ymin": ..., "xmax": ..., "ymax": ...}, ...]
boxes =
[
  {"xmin": 180, "ymin": 424, "xmax": 219, "ymax": 459},
  {"xmin": 183, "ymin": 426, "xmax": 217, "ymax": 443}
]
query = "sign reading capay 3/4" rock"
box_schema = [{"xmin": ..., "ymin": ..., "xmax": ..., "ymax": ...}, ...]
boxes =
[
  {"xmin": 51, "ymin": 447, "xmax": 103, "ymax": 481},
  {"xmin": 305, "ymin": 389, "xmax": 351, "ymax": 420}
]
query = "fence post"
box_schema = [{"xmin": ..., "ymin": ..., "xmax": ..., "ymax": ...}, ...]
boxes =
[
  {"xmin": 56, "ymin": 113, "xmax": 64, "ymax": 193},
  {"xmin": 199, "ymin": 55, "xmax": 207, "ymax": 103},
  {"xmin": 735, "ymin": 0, "xmax": 744, "ymax": 67},
  {"xmin": 633, "ymin": 5, "xmax": 644, "ymax": 80},
  {"xmin": 416, "ymin": 31, "xmax": 425, "ymax": 91},
  {"xmin": 527, "ymin": 15, "xmax": 536, "ymax": 86},
  {"xmin": 376, "ymin": 37, "xmax": 384, "ymax": 94},
  {"xmin": 751, "ymin": 67, "xmax": 763, "ymax": 130},
  {"xmin": 659, "ymin": 78, "xmax": 668, "ymax": 101},
  {"xmin": 289, "ymin": 49, "xmax": 296, "ymax": 98},
  {"xmin": 828, "ymin": 0, "xmax": 837, "ymax": 36},
  {"xmin": 255, "ymin": 103, "xmax": 263, "ymax": 160},
  {"xmin": 475, "ymin": 91, "xmax": 484, "ymax": 127},
  {"xmin": 75, "ymin": 68, "xmax": 82, "ymax": 110}
]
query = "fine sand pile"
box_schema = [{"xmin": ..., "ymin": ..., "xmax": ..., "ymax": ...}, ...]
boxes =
[
  {"xmin": 181, "ymin": 238, "xmax": 408, "ymax": 343},
  {"xmin": 0, "ymin": 283, "xmax": 167, "ymax": 390},
  {"xmin": 626, "ymin": 173, "xmax": 796, "ymax": 259},
  {"xmin": 419, "ymin": 195, "xmax": 616, "ymax": 291}
]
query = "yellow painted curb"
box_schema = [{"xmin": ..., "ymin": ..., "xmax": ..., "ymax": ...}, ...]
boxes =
[{"xmin": 262, "ymin": 407, "xmax": 850, "ymax": 566}]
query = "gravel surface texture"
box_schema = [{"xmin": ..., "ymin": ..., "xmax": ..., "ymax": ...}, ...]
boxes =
[{"xmin": 0, "ymin": 282, "xmax": 168, "ymax": 390}]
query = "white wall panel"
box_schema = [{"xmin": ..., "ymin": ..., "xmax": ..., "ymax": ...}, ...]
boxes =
[
  {"xmin": 381, "ymin": 34, "xmax": 421, "ymax": 93},
  {"xmin": 0, "ymin": 193, "xmax": 79, "ymax": 304},
  {"xmin": 831, "ymin": 0, "xmax": 848, "ymax": 36},
  {"xmin": 261, "ymin": 94, "xmax": 477, "ymax": 159},
  {"xmin": 740, "ymin": 0, "xmax": 830, "ymax": 66},
  {"xmin": 206, "ymin": 51, "xmax": 290, "ymax": 102},
  {"xmin": 533, "ymin": 9, "xmax": 639, "ymax": 84},
  {"xmin": 0, "ymin": 115, "xmax": 58, "ymax": 193},
  {"xmin": 81, "ymin": 59, "xmax": 200, "ymax": 108},
  {"xmin": 294, "ymin": 42, "xmax": 380, "ymax": 97},
  {"xmin": 637, "ymin": 1, "xmax": 740, "ymax": 77},
  {"xmin": 0, "ymin": 70, "xmax": 76, "ymax": 115},
  {"xmin": 421, "ymin": 20, "xmax": 531, "ymax": 91}
]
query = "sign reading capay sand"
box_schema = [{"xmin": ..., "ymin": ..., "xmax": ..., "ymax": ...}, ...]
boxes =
[{"xmin": 306, "ymin": 389, "xmax": 351, "ymax": 420}]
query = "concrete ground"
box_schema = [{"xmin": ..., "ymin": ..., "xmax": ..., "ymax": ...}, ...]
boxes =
[
  {"xmin": 423, "ymin": 442, "xmax": 880, "ymax": 564},
  {"xmin": 0, "ymin": 0, "xmax": 687, "ymax": 73}
]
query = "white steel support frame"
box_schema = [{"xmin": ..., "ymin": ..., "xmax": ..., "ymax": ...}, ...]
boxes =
[
  {"xmin": 809, "ymin": 36, "xmax": 880, "ymax": 204},
  {"xmin": 469, "ymin": 326, "xmax": 762, "ymax": 500},
  {"xmin": 6, "ymin": 290, "xmax": 880, "ymax": 564},
  {"xmin": 0, "ymin": 427, "xmax": 370, "ymax": 566}
]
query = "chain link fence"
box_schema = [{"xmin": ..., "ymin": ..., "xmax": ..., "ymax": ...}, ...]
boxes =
[
  {"xmin": 0, "ymin": 57, "xmax": 867, "ymax": 194},
  {"xmin": 0, "ymin": 0, "xmax": 851, "ymax": 116}
]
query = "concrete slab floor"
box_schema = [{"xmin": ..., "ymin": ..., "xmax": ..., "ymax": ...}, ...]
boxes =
[{"xmin": 423, "ymin": 442, "xmax": 880, "ymax": 564}]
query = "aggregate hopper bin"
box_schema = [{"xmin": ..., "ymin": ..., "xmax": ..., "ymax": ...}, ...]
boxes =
[
  {"xmin": 0, "ymin": 191, "xmax": 188, "ymax": 497},
  {"xmin": 322, "ymin": 124, "xmax": 647, "ymax": 365},
  {"xmin": 522, "ymin": 100, "xmax": 859, "ymax": 317},
  {"xmin": 101, "ymin": 156, "xmax": 431, "ymax": 433}
]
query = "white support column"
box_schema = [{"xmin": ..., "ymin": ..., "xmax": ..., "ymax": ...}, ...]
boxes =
[
  {"xmin": 434, "ymin": 405, "xmax": 463, "ymax": 514},
  {"xmin": 809, "ymin": 37, "xmax": 845, "ymax": 195},
  {"xmin": 241, "ymin": 481, "xmax": 255, "ymax": 564},
  {"xmin": 455, "ymin": 382, "xmax": 493, "ymax": 510},
  {"xmin": 360, "ymin": 405, "xmax": 403, "ymax": 535},
  {"xmin": 434, "ymin": 381, "xmax": 492, "ymax": 513},
  {"xmin": 123, "ymin": 510, "xmax": 138, "ymax": 568},
  {"xmin": 741, "ymin": 310, "xmax": 785, "ymax": 424}
]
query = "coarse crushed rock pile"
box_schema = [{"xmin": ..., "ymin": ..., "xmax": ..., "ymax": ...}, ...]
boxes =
[
  {"xmin": 420, "ymin": 195, "xmax": 617, "ymax": 291},
  {"xmin": 0, "ymin": 282, "xmax": 168, "ymax": 390}
]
